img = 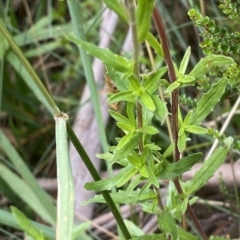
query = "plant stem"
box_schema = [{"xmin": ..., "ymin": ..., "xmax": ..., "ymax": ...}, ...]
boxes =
[
  {"xmin": 152, "ymin": 7, "xmax": 180, "ymax": 162},
  {"xmin": 128, "ymin": 0, "xmax": 143, "ymax": 151},
  {"xmin": 153, "ymin": 7, "xmax": 208, "ymax": 240},
  {"xmin": 67, "ymin": 124, "xmax": 132, "ymax": 240}
]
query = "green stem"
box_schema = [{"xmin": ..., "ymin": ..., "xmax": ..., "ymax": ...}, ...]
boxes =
[
  {"xmin": 67, "ymin": 0, "xmax": 108, "ymax": 153},
  {"xmin": 66, "ymin": 124, "xmax": 132, "ymax": 240},
  {"xmin": 128, "ymin": 0, "xmax": 143, "ymax": 151},
  {"xmin": 0, "ymin": 19, "xmax": 60, "ymax": 115}
]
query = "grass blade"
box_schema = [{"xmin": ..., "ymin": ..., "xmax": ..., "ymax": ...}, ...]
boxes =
[{"xmin": 54, "ymin": 113, "xmax": 74, "ymax": 240}]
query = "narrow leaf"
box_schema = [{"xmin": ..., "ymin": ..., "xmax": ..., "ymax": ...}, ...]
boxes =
[
  {"xmin": 158, "ymin": 212, "xmax": 179, "ymax": 240},
  {"xmin": 54, "ymin": 113, "xmax": 74, "ymax": 240},
  {"xmin": 108, "ymin": 90, "xmax": 134, "ymax": 103},
  {"xmin": 136, "ymin": 0, "xmax": 155, "ymax": 42},
  {"xmin": 116, "ymin": 167, "xmax": 138, "ymax": 187},
  {"xmin": 145, "ymin": 166, "xmax": 159, "ymax": 188},
  {"xmin": 142, "ymin": 67, "xmax": 168, "ymax": 94},
  {"xmin": 82, "ymin": 189, "xmax": 157, "ymax": 205},
  {"xmin": 117, "ymin": 122, "xmax": 135, "ymax": 132},
  {"xmin": 151, "ymin": 95, "xmax": 168, "ymax": 124},
  {"xmin": 156, "ymin": 153, "xmax": 202, "ymax": 179},
  {"xmin": 185, "ymin": 137, "xmax": 233, "ymax": 194},
  {"xmin": 145, "ymin": 32, "xmax": 163, "ymax": 57},
  {"xmin": 102, "ymin": 0, "xmax": 128, "ymax": 22},
  {"xmin": 67, "ymin": 35, "xmax": 133, "ymax": 72},
  {"xmin": 139, "ymin": 92, "xmax": 156, "ymax": 111},
  {"xmin": 84, "ymin": 166, "xmax": 132, "ymax": 191},
  {"xmin": 189, "ymin": 55, "xmax": 234, "ymax": 79},
  {"xmin": 112, "ymin": 133, "xmax": 142, "ymax": 161},
  {"xmin": 185, "ymin": 125, "xmax": 208, "ymax": 134},
  {"xmin": 118, "ymin": 132, "xmax": 136, "ymax": 149},
  {"xmin": 109, "ymin": 110, "xmax": 130, "ymax": 125},
  {"xmin": 190, "ymin": 78, "xmax": 228, "ymax": 125},
  {"xmin": 138, "ymin": 126, "xmax": 159, "ymax": 135},
  {"xmin": 179, "ymin": 47, "xmax": 191, "ymax": 75},
  {"xmin": 11, "ymin": 206, "xmax": 47, "ymax": 240},
  {"xmin": 0, "ymin": 163, "xmax": 53, "ymax": 225}
]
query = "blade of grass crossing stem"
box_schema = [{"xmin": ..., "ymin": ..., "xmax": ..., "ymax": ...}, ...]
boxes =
[
  {"xmin": 54, "ymin": 113, "xmax": 74, "ymax": 240},
  {"xmin": 67, "ymin": 0, "xmax": 108, "ymax": 153}
]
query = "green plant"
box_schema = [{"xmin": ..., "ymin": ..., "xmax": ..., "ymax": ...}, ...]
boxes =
[{"xmin": 1, "ymin": 0, "xmax": 240, "ymax": 239}]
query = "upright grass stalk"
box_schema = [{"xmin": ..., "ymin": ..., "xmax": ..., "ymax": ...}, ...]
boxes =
[
  {"xmin": 67, "ymin": 0, "xmax": 108, "ymax": 153},
  {"xmin": 152, "ymin": 7, "xmax": 208, "ymax": 240}
]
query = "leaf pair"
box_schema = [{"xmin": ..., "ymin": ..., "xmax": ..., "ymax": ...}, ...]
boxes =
[{"xmin": 165, "ymin": 47, "xmax": 234, "ymax": 93}]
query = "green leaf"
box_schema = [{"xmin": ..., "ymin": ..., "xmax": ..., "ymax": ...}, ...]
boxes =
[
  {"xmin": 117, "ymin": 122, "xmax": 135, "ymax": 133},
  {"xmin": 158, "ymin": 212, "xmax": 179, "ymax": 240},
  {"xmin": 139, "ymin": 165, "xmax": 148, "ymax": 178},
  {"xmin": 127, "ymin": 102, "xmax": 137, "ymax": 127},
  {"xmin": 185, "ymin": 137, "xmax": 233, "ymax": 194},
  {"xmin": 132, "ymin": 234, "xmax": 166, "ymax": 240},
  {"xmin": 84, "ymin": 166, "xmax": 132, "ymax": 191},
  {"xmin": 109, "ymin": 110, "xmax": 130, "ymax": 125},
  {"xmin": 189, "ymin": 55, "xmax": 234, "ymax": 79},
  {"xmin": 179, "ymin": 47, "xmax": 191, "ymax": 75},
  {"xmin": 185, "ymin": 125, "xmax": 208, "ymax": 134},
  {"xmin": 112, "ymin": 132, "xmax": 142, "ymax": 161},
  {"xmin": 145, "ymin": 32, "xmax": 163, "ymax": 57},
  {"xmin": 142, "ymin": 67, "xmax": 168, "ymax": 94},
  {"xmin": 138, "ymin": 126, "xmax": 159, "ymax": 135},
  {"xmin": 136, "ymin": 0, "xmax": 155, "ymax": 42},
  {"xmin": 11, "ymin": 206, "xmax": 48, "ymax": 240},
  {"xmin": 190, "ymin": 78, "xmax": 228, "ymax": 125},
  {"xmin": 108, "ymin": 90, "xmax": 134, "ymax": 103},
  {"xmin": 151, "ymin": 95, "xmax": 168, "ymax": 124},
  {"xmin": 178, "ymin": 75, "xmax": 195, "ymax": 84},
  {"xmin": 102, "ymin": 0, "xmax": 128, "ymax": 22},
  {"xmin": 118, "ymin": 132, "xmax": 136, "ymax": 149},
  {"xmin": 145, "ymin": 166, "xmax": 159, "ymax": 188},
  {"xmin": 156, "ymin": 153, "xmax": 202, "ymax": 179},
  {"xmin": 0, "ymin": 209, "xmax": 55, "ymax": 239},
  {"xmin": 116, "ymin": 167, "xmax": 139, "ymax": 188},
  {"xmin": 67, "ymin": 35, "xmax": 133, "ymax": 72},
  {"xmin": 177, "ymin": 131, "xmax": 187, "ymax": 152},
  {"xmin": 178, "ymin": 226, "xmax": 198, "ymax": 240},
  {"xmin": 105, "ymin": 66, "xmax": 130, "ymax": 91},
  {"xmin": 124, "ymin": 219, "xmax": 144, "ymax": 237},
  {"xmin": 54, "ymin": 113, "xmax": 74, "ymax": 240},
  {"xmin": 165, "ymin": 81, "xmax": 181, "ymax": 93},
  {"xmin": 127, "ymin": 154, "xmax": 141, "ymax": 167},
  {"xmin": 82, "ymin": 189, "xmax": 157, "ymax": 205},
  {"xmin": 183, "ymin": 110, "xmax": 193, "ymax": 125},
  {"xmin": 0, "ymin": 163, "xmax": 53, "ymax": 225},
  {"xmin": 139, "ymin": 92, "xmax": 156, "ymax": 111},
  {"xmin": 0, "ymin": 131, "xmax": 56, "ymax": 223}
]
